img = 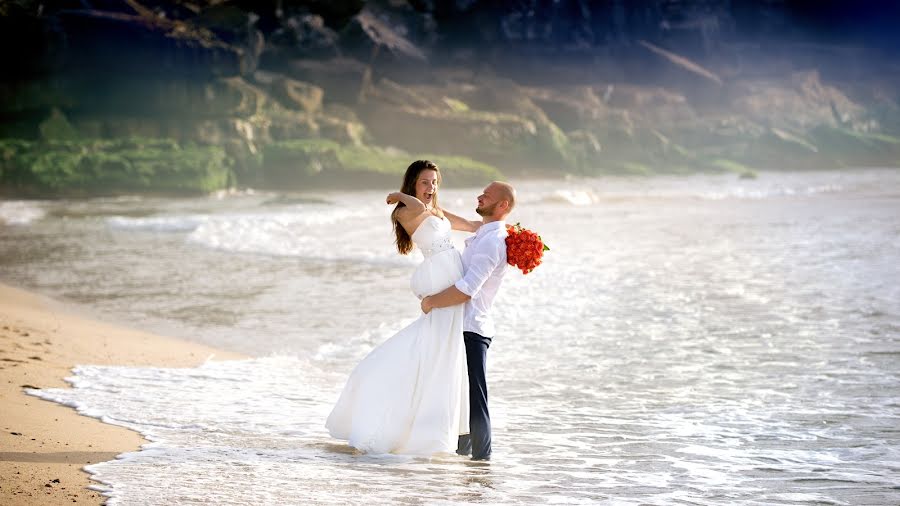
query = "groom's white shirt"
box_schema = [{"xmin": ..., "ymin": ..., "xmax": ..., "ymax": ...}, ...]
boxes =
[{"xmin": 455, "ymin": 220, "xmax": 508, "ymax": 337}]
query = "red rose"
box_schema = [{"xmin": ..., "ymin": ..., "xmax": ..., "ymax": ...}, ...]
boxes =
[{"xmin": 505, "ymin": 223, "xmax": 549, "ymax": 275}]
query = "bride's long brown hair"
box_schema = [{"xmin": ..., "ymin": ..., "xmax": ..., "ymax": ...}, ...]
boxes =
[{"xmin": 392, "ymin": 160, "xmax": 441, "ymax": 255}]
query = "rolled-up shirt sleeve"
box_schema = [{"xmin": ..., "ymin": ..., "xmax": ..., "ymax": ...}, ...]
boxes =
[{"xmin": 455, "ymin": 238, "xmax": 504, "ymax": 297}]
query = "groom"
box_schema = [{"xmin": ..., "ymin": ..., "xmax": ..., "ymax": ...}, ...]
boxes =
[{"xmin": 421, "ymin": 181, "xmax": 516, "ymax": 461}]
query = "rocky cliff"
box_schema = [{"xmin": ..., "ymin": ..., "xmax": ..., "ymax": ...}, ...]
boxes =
[{"xmin": 2, "ymin": 0, "xmax": 899, "ymax": 196}]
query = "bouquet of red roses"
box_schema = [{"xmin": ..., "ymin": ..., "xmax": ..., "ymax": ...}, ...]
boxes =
[{"xmin": 505, "ymin": 223, "xmax": 549, "ymax": 274}]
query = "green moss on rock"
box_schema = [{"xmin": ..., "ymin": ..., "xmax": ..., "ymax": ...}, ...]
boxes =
[{"xmin": 0, "ymin": 138, "xmax": 232, "ymax": 196}]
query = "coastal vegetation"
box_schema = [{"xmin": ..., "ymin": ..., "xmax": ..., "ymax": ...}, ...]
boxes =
[
  {"xmin": 1, "ymin": 1, "xmax": 899, "ymax": 196},
  {"xmin": 0, "ymin": 137, "xmax": 500, "ymax": 196}
]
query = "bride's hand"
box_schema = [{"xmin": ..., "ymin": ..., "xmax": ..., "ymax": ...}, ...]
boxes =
[
  {"xmin": 421, "ymin": 296, "xmax": 433, "ymax": 314},
  {"xmin": 386, "ymin": 192, "xmax": 403, "ymax": 205}
]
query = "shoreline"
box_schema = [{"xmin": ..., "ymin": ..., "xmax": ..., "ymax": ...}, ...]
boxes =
[
  {"xmin": 0, "ymin": 282, "xmax": 244, "ymax": 505},
  {"xmin": 4, "ymin": 166, "xmax": 900, "ymax": 203}
]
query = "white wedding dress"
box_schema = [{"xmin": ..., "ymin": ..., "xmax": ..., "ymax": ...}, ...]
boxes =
[{"xmin": 326, "ymin": 215, "xmax": 469, "ymax": 455}]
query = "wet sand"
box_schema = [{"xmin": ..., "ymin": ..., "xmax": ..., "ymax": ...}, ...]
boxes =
[{"xmin": 0, "ymin": 283, "xmax": 243, "ymax": 505}]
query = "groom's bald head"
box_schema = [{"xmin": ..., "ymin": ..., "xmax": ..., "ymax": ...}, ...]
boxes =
[
  {"xmin": 477, "ymin": 181, "xmax": 516, "ymax": 220},
  {"xmin": 491, "ymin": 181, "xmax": 516, "ymax": 213}
]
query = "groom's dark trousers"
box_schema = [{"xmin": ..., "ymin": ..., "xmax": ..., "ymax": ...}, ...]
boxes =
[{"xmin": 457, "ymin": 331, "xmax": 492, "ymax": 460}]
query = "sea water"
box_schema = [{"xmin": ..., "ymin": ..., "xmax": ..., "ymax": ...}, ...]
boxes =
[{"xmin": 2, "ymin": 170, "xmax": 899, "ymax": 504}]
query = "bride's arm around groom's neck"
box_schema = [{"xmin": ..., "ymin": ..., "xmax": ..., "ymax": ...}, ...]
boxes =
[{"xmin": 442, "ymin": 209, "xmax": 482, "ymax": 233}]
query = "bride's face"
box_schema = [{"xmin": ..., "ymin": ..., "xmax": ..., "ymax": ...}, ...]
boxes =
[{"xmin": 415, "ymin": 170, "xmax": 439, "ymax": 207}]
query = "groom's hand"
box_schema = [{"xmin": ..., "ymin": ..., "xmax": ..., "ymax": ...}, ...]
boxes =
[{"xmin": 421, "ymin": 296, "xmax": 433, "ymax": 314}]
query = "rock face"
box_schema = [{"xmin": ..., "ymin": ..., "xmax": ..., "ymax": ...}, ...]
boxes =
[
  {"xmin": 1, "ymin": 1, "xmax": 899, "ymax": 195},
  {"xmin": 357, "ymin": 77, "xmax": 571, "ymax": 172},
  {"xmin": 729, "ymin": 72, "xmax": 870, "ymax": 132}
]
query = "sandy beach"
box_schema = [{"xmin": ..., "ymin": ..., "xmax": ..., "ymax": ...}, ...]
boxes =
[{"xmin": 0, "ymin": 283, "xmax": 243, "ymax": 505}]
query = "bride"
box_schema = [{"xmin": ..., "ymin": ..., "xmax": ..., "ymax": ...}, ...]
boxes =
[{"xmin": 326, "ymin": 160, "xmax": 481, "ymax": 455}]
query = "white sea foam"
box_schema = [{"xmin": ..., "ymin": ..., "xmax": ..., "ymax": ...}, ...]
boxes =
[
  {"xmin": 107, "ymin": 215, "xmax": 209, "ymax": 232},
  {"xmin": 184, "ymin": 211, "xmax": 417, "ymax": 266},
  {"xmin": 0, "ymin": 200, "xmax": 46, "ymax": 225},
  {"xmin": 540, "ymin": 189, "xmax": 599, "ymax": 206},
  {"xmin": 525, "ymin": 174, "xmax": 851, "ymax": 208},
  {"xmin": 602, "ymin": 181, "xmax": 846, "ymax": 201},
  {"xmin": 26, "ymin": 357, "xmax": 515, "ymax": 505},
  {"xmin": 209, "ymin": 187, "xmax": 259, "ymax": 200},
  {"xmin": 11, "ymin": 170, "xmax": 900, "ymax": 505},
  {"xmin": 312, "ymin": 318, "xmax": 415, "ymax": 364},
  {"xmin": 105, "ymin": 205, "xmax": 419, "ymax": 266},
  {"xmin": 695, "ymin": 183, "xmax": 844, "ymax": 200}
]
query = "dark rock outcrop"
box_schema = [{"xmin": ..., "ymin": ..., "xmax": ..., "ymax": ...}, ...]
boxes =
[{"xmin": 2, "ymin": 1, "xmax": 900, "ymax": 196}]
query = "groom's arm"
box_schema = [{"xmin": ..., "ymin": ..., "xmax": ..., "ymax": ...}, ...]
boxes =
[
  {"xmin": 421, "ymin": 286, "xmax": 470, "ymax": 313},
  {"xmin": 422, "ymin": 239, "xmax": 503, "ymax": 313}
]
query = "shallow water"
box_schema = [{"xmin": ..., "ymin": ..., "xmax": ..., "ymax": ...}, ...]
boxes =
[{"xmin": 3, "ymin": 170, "xmax": 899, "ymax": 504}]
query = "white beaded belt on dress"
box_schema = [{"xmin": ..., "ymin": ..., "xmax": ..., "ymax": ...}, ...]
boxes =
[{"xmin": 420, "ymin": 237, "xmax": 453, "ymax": 257}]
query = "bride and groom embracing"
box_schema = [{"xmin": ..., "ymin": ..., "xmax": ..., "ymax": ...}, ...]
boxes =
[{"xmin": 326, "ymin": 160, "xmax": 516, "ymax": 461}]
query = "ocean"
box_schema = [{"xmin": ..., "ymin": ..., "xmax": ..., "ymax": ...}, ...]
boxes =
[{"xmin": 2, "ymin": 170, "xmax": 899, "ymax": 505}]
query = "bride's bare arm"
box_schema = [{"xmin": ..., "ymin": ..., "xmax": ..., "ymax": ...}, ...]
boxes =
[
  {"xmin": 386, "ymin": 192, "xmax": 426, "ymax": 214},
  {"xmin": 442, "ymin": 209, "xmax": 482, "ymax": 233}
]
